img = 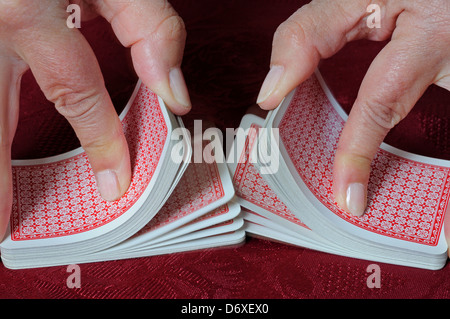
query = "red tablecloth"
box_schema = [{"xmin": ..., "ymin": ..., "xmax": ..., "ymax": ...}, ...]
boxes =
[{"xmin": 2, "ymin": 0, "xmax": 450, "ymax": 299}]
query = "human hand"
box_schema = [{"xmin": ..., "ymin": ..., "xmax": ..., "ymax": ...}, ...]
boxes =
[
  {"xmin": 0, "ymin": 0, "xmax": 191, "ymax": 239},
  {"xmin": 257, "ymin": 0, "xmax": 450, "ymax": 218}
]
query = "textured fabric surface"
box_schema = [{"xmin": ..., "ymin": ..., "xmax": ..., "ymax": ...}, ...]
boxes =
[{"xmin": 3, "ymin": 0, "xmax": 450, "ymax": 299}]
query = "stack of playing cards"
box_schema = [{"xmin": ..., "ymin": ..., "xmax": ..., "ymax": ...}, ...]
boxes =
[
  {"xmin": 1, "ymin": 81, "xmax": 244, "ymax": 269},
  {"xmin": 228, "ymin": 71, "xmax": 450, "ymax": 270}
]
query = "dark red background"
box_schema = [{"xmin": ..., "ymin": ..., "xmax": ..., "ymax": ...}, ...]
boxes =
[{"xmin": 3, "ymin": 0, "xmax": 450, "ymax": 298}]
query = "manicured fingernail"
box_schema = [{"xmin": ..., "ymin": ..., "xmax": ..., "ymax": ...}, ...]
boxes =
[
  {"xmin": 257, "ymin": 65, "xmax": 284, "ymax": 104},
  {"xmin": 95, "ymin": 170, "xmax": 121, "ymax": 201},
  {"xmin": 169, "ymin": 67, "xmax": 191, "ymax": 109},
  {"xmin": 346, "ymin": 183, "xmax": 366, "ymax": 217}
]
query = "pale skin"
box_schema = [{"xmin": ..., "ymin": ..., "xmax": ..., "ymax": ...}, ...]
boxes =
[
  {"xmin": 0, "ymin": 0, "xmax": 191, "ymax": 239},
  {"xmin": 0, "ymin": 0, "xmax": 449, "ymax": 253},
  {"xmin": 257, "ymin": 0, "xmax": 450, "ymax": 252}
]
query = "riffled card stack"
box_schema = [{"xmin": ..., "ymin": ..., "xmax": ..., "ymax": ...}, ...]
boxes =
[
  {"xmin": 3, "ymin": 70, "xmax": 448, "ymax": 271},
  {"xmin": 1, "ymin": 81, "xmax": 244, "ymax": 269},
  {"xmin": 228, "ymin": 71, "xmax": 450, "ymax": 270}
]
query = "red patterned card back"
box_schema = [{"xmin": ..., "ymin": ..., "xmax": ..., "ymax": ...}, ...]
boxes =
[
  {"xmin": 11, "ymin": 84, "xmax": 168, "ymax": 241},
  {"xmin": 279, "ymin": 75, "xmax": 450, "ymax": 246}
]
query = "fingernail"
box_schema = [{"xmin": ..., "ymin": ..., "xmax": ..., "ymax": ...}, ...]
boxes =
[
  {"xmin": 257, "ymin": 65, "xmax": 284, "ymax": 104},
  {"xmin": 346, "ymin": 183, "xmax": 366, "ymax": 217},
  {"xmin": 169, "ymin": 67, "xmax": 191, "ymax": 109},
  {"xmin": 95, "ymin": 170, "xmax": 121, "ymax": 201}
]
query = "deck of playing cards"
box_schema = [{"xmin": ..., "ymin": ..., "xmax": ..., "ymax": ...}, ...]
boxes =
[
  {"xmin": 228, "ymin": 71, "xmax": 450, "ymax": 270},
  {"xmin": 3, "ymin": 69, "xmax": 448, "ymax": 271},
  {"xmin": 1, "ymin": 81, "xmax": 244, "ymax": 269}
]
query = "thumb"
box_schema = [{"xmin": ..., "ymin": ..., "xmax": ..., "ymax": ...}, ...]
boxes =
[{"xmin": 93, "ymin": 0, "xmax": 191, "ymax": 115}]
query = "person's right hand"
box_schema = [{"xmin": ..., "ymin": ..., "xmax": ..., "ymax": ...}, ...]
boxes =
[
  {"xmin": 0, "ymin": 0, "xmax": 191, "ymax": 239},
  {"xmin": 257, "ymin": 0, "xmax": 450, "ymax": 217}
]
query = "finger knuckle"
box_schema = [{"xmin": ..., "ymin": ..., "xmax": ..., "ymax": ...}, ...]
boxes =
[
  {"xmin": 406, "ymin": 0, "xmax": 450, "ymax": 36},
  {"xmin": 273, "ymin": 7, "xmax": 336, "ymax": 58},
  {"xmin": 360, "ymin": 98, "xmax": 403, "ymax": 131},
  {"xmin": 154, "ymin": 14, "xmax": 186, "ymax": 43},
  {"xmin": 51, "ymin": 86, "xmax": 102, "ymax": 121},
  {"xmin": 274, "ymin": 18, "xmax": 306, "ymax": 48},
  {"xmin": 82, "ymin": 131, "xmax": 120, "ymax": 155}
]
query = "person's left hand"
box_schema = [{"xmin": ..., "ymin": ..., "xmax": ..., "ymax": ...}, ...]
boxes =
[{"xmin": 0, "ymin": 0, "xmax": 191, "ymax": 240}]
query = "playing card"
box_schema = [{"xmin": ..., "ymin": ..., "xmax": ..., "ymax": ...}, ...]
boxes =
[
  {"xmin": 228, "ymin": 114, "xmax": 355, "ymax": 255},
  {"xmin": 1, "ymin": 80, "xmax": 192, "ymax": 268},
  {"xmin": 253, "ymin": 71, "xmax": 449, "ymax": 269},
  {"xmin": 241, "ymin": 208, "xmax": 354, "ymax": 256},
  {"xmin": 140, "ymin": 216, "xmax": 244, "ymax": 250},
  {"xmin": 242, "ymin": 209, "xmax": 306, "ymax": 239},
  {"xmin": 111, "ymin": 145, "xmax": 237, "ymax": 249},
  {"xmin": 95, "ymin": 229, "xmax": 246, "ymax": 263},
  {"xmin": 140, "ymin": 202, "xmax": 241, "ymax": 247},
  {"xmin": 228, "ymin": 114, "xmax": 308, "ymax": 234},
  {"xmin": 271, "ymin": 72, "xmax": 450, "ymax": 248},
  {"xmin": 8, "ymin": 82, "xmax": 168, "ymax": 241}
]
